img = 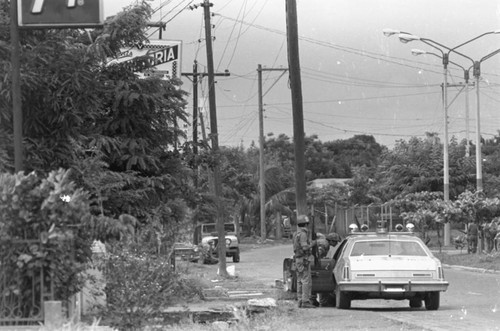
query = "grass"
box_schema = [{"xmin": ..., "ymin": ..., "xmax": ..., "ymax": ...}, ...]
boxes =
[
  {"xmin": 424, "ymin": 228, "xmax": 500, "ymax": 272},
  {"xmin": 37, "ymin": 319, "xmax": 108, "ymax": 331},
  {"xmin": 158, "ymin": 301, "xmax": 297, "ymax": 331}
]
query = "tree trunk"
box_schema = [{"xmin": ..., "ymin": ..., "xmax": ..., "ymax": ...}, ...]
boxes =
[{"xmin": 276, "ymin": 211, "xmax": 282, "ymax": 239}]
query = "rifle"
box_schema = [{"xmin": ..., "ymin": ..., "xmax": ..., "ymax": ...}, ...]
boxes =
[{"xmin": 311, "ymin": 215, "xmax": 320, "ymax": 267}]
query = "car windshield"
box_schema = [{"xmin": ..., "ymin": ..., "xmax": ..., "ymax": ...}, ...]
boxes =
[
  {"xmin": 203, "ymin": 224, "xmax": 235, "ymax": 234},
  {"xmin": 350, "ymin": 240, "xmax": 428, "ymax": 257}
]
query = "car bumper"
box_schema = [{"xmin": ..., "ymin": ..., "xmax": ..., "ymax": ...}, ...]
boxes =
[
  {"xmin": 337, "ymin": 280, "xmax": 449, "ymax": 293},
  {"xmin": 225, "ymin": 246, "xmax": 239, "ymax": 256}
]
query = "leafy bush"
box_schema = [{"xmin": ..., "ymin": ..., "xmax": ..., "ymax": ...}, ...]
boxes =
[
  {"xmin": 0, "ymin": 169, "xmax": 93, "ymax": 302},
  {"xmin": 101, "ymin": 242, "xmax": 204, "ymax": 330}
]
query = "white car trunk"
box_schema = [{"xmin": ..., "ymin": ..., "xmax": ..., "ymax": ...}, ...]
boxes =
[{"xmin": 350, "ymin": 256, "xmax": 437, "ymax": 272}]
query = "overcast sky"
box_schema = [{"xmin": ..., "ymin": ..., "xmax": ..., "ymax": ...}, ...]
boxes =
[{"xmin": 104, "ymin": 0, "xmax": 500, "ymax": 149}]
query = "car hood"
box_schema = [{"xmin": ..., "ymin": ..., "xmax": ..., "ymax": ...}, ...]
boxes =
[{"xmin": 348, "ymin": 256, "xmax": 438, "ymax": 271}]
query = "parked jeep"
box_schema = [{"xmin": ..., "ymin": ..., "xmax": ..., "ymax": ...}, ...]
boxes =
[{"xmin": 194, "ymin": 223, "xmax": 240, "ymax": 263}]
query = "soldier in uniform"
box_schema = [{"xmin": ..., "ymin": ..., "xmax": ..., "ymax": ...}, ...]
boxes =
[
  {"xmin": 293, "ymin": 215, "xmax": 317, "ymax": 308},
  {"xmin": 318, "ymin": 232, "xmax": 342, "ymax": 306},
  {"xmin": 467, "ymin": 221, "xmax": 479, "ymax": 253}
]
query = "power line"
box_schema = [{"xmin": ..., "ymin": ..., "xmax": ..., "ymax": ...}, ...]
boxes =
[{"xmin": 214, "ymin": 13, "xmax": 500, "ymax": 81}]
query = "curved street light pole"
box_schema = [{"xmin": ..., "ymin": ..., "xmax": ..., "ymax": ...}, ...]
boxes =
[
  {"xmin": 405, "ymin": 32, "xmax": 500, "ymax": 194},
  {"xmin": 397, "ymin": 34, "xmax": 451, "ymax": 204},
  {"xmin": 472, "ymin": 47, "xmax": 500, "ymax": 191},
  {"xmin": 412, "ymin": 49, "xmax": 473, "ymax": 157},
  {"xmin": 385, "ymin": 29, "xmax": 500, "ymax": 246}
]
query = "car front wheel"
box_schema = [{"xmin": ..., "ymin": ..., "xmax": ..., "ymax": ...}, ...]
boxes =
[
  {"xmin": 424, "ymin": 292, "xmax": 440, "ymax": 310},
  {"xmin": 409, "ymin": 297, "xmax": 423, "ymax": 308},
  {"xmin": 335, "ymin": 286, "xmax": 351, "ymax": 309}
]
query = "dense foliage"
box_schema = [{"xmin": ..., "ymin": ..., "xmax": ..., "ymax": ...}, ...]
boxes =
[
  {"xmin": 0, "ymin": 169, "xmax": 93, "ymax": 304},
  {"xmin": 0, "ymin": 0, "xmax": 196, "ymax": 315}
]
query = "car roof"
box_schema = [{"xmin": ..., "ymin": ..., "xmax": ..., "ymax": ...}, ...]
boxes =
[{"xmin": 346, "ymin": 232, "xmax": 421, "ymax": 242}]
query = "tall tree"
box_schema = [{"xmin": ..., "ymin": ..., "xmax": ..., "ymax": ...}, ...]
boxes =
[{"xmin": 0, "ymin": 1, "xmax": 192, "ymax": 245}]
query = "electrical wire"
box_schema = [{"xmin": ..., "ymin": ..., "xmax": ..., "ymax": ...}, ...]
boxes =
[
  {"xmin": 213, "ymin": 14, "xmax": 500, "ymax": 82},
  {"xmin": 215, "ymin": 0, "xmax": 248, "ymax": 71}
]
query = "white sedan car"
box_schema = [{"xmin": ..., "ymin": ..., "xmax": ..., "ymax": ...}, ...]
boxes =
[{"xmin": 333, "ymin": 225, "xmax": 449, "ymax": 310}]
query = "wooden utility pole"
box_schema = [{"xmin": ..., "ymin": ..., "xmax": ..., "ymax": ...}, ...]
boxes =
[
  {"xmin": 257, "ymin": 64, "xmax": 288, "ymax": 241},
  {"xmin": 201, "ymin": 0, "xmax": 228, "ymax": 277},
  {"xmin": 192, "ymin": 61, "xmax": 199, "ymax": 155},
  {"xmin": 182, "ymin": 61, "xmax": 229, "ymax": 157},
  {"xmin": 285, "ymin": 0, "xmax": 307, "ymax": 217},
  {"xmin": 258, "ymin": 64, "xmax": 265, "ymax": 240},
  {"xmin": 10, "ymin": 0, "xmax": 23, "ymax": 172}
]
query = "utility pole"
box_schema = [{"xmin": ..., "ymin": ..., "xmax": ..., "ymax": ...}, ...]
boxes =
[
  {"xmin": 10, "ymin": 0, "xmax": 23, "ymax": 172},
  {"xmin": 200, "ymin": 0, "xmax": 228, "ymax": 277},
  {"xmin": 199, "ymin": 110, "xmax": 207, "ymax": 141},
  {"xmin": 445, "ymin": 81, "xmax": 475, "ymax": 157},
  {"xmin": 286, "ymin": 0, "xmax": 307, "ymax": 218},
  {"xmin": 182, "ymin": 61, "xmax": 230, "ymax": 157},
  {"xmin": 257, "ymin": 64, "xmax": 288, "ymax": 241}
]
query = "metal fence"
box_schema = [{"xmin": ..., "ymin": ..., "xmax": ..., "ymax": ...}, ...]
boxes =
[
  {"xmin": 312, "ymin": 203, "xmax": 402, "ymax": 237},
  {"xmin": 0, "ymin": 239, "xmax": 53, "ymax": 326}
]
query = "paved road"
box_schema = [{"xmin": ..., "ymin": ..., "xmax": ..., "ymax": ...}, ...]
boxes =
[{"xmin": 230, "ymin": 243, "xmax": 500, "ymax": 331}]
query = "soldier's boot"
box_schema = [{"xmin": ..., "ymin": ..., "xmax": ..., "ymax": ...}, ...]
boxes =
[
  {"xmin": 311, "ymin": 297, "xmax": 320, "ymax": 307},
  {"xmin": 300, "ymin": 301, "xmax": 317, "ymax": 309}
]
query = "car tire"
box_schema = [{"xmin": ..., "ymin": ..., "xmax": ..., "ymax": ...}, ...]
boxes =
[
  {"xmin": 233, "ymin": 253, "xmax": 240, "ymax": 263},
  {"xmin": 409, "ymin": 297, "xmax": 423, "ymax": 308},
  {"xmin": 283, "ymin": 258, "xmax": 297, "ymax": 293},
  {"xmin": 335, "ymin": 286, "xmax": 351, "ymax": 309},
  {"xmin": 424, "ymin": 292, "xmax": 440, "ymax": 310}
]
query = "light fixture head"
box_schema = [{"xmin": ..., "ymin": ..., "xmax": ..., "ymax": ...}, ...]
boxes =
[
  {"xmin": 382, "ymin": 28, "xmax": 400, "ymax": 37},
  {"xmin": 411, "ymin": 48, "xmax": 427, "ymax": 56},
  {"xmin": 399, "ymin": 33, "xmax": 420, "ymax": 44}
]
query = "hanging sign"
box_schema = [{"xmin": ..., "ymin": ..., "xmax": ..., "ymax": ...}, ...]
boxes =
[
  {"xmin": 18, "ymin": 0, "xmax": 104, "ymax": 28},
  {"xmin": 108, "ymin": 40, "xmax": 183, "ymax": 80}
]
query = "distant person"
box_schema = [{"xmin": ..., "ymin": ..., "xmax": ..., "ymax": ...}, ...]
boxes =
[
  {"xmin": 293, "ymin": 215, "xmax": 317, "ymax": 308},
  {"xmin": 486, "ymin": 220, "xmax": 498, "ymax": 252},
  {"xmin": 283, "ymin": 216, "xmax": 291, "ymax": 239},
  {"xmin": 467, "ymin": 221, "xmax": 479, "ymax": 253}
]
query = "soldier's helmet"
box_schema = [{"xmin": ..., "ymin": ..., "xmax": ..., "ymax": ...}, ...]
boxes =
[
  {"xmin": 349, "ymin": 224, "xmax": 359, "ymax": 233},
  {"xmin": 297, "ymin": 215, "xmax": 310, "ymax": 225},
  {"xmin": 326, "ymin": 233, "xmax": 341, "ymax": 243}
]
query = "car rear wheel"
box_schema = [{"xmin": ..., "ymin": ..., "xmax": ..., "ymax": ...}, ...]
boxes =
[
  {"xmin": 335, "ymin": 287, "xmax": 351, "ymax": 309},
  {"xmin": 409, "ymin": 297, "xmax": 423, "ymax": 308},
  {"xmin": 283, "ymin": 258, "xmax": 297, "ymax": 292},
  {"xmin": 233, "ymin": 253, "xmax": 240, "ymax": 263},
  {"xmin": 424, "ymin": 292, "xmax": 440, "ymax": 310}
]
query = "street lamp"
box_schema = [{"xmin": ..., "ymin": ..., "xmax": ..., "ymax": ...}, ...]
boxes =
[
  {"xmin": 412, "ymin": 49, "xmax": 474, "ymax": 157},
  {"xmin": 385, "ymin": 29, "xmax": 500, "ymax": 246},
  {"xmin": 401, "ymin": 32, "xmax": 500, "ymax": 194}
]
